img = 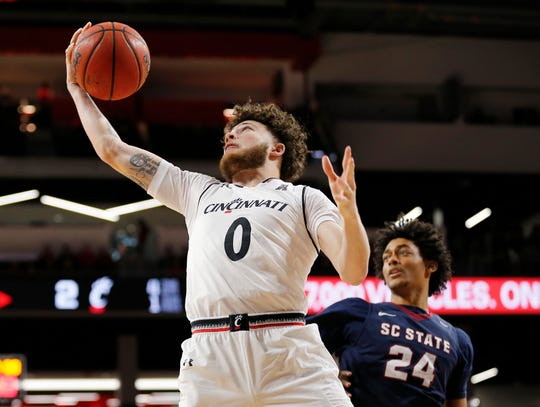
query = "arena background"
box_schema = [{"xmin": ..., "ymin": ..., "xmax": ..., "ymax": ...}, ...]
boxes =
[{"xmin": 1, "ymin": 1, "xmax": 539, "ymax": 406}]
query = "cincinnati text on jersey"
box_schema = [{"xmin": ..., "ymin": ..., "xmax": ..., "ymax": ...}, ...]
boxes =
[{"xmin": 204, "ymin": 198, "xmax": 289, "ymax": 214}]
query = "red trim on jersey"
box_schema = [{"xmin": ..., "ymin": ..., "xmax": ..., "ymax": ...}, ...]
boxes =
[
  {"xmin": 191, "ymin": 326, "xmax": 231, "ymax": 334},
  {"xmin": 393, "ymin": 303, "xmax": 432, "ymax": 321},
  {"xmin": 191, "ymin": 321, "xmax": 305, "ymax": 334}
]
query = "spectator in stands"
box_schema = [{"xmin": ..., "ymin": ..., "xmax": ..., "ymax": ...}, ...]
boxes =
[
  {"xmin": 521, "ymin": 224, "xmax": 540, "ymax": 276},
  {"xmin": 136, "ymin": 218, "xmax": 160, "ymax": 275},
  {"xmin": 36, "ymin": 244, "xmax": 56, "ymax": 274},
  {"xmin": 55, "ymin": 243, "xmax": 76, "ymax": 274},
  {"xmin": 35, "ymin": 80, "xmax": 55, "ymax": 129},
  {"xmin": 0, "ymin": 83, "xmax": 24, "ymax": 155}
]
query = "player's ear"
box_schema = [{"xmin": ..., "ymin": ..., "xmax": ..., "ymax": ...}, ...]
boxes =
[
  {"xmin": 426, "ymin": 261, "xmax": 438, "ymax": 273},
  {"xmin": 270, "ymin": 142, "xmax": 285, "ymax": 157}
]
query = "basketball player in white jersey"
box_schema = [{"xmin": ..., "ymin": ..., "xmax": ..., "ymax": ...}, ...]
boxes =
[{"xmin": 66, "ymin": 23, "xmax": 370, "ymax": 406}]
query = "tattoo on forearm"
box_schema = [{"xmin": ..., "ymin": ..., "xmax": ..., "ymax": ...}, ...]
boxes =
[{"xmin": 129, "ymin": 153, "xmax": 159, "ymax": 186}]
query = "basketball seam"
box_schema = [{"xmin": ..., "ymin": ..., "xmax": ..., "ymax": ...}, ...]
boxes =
[
  {"xmin": 122, "ymin": 28, "xmax": 143, "ymax": 94},
  {"xmin": 109, "ymin": 22, "xmax": 117, "ymax": 101},
  {"xmin": 82, "ymin": 26, "xmax": 106, "ymax": 95}
]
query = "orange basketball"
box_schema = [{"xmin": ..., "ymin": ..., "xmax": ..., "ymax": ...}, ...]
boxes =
[{"xmin": 72, "ymin": 21, "xmax": 151, "ymax": 101}]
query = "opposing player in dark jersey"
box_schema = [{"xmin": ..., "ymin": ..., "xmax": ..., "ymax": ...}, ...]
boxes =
[{"xmin": 307, "ymin": 218, "xmax": 474, "ymax": 407}]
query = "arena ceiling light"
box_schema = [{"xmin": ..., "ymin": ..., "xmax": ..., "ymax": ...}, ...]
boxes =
[
  {"xmin": 21, "ymin": 375, "xmax": 177, "ymax": 392},
  {"xmin": 136, "ymin": 392, "xmax": 180, "ymax": 405},
  {"xmin": 23, "ymin": 392, "xmax": 101, "ymax": 405},
  {"xmin": 0, "ymin": 189, "xmax": 40, "ymax": 206},
  {"xmin": 465, "ymin": 208, "xmax": 492, "ymax": 229},
  {"xmin": 134, "ymin": 377, "xmax": 178, "ymax": 391},
  {"xmin": 470, "ymin": 367, "xmax": 498, "ymax": 384},
  {"xmin": 3, "ymin": 191, "xmax": 162, "ymax": 221},
  {"xmin": 40, "ymin": 195, "xmax": 120, "ymax": 222},
  {"xmin": 22, "ymin": 378, "xmax": 120, "ymax": 391},
  {"xmin": 396, "ymin": 206, "xmax": 423, "ymax": 224},
  {"xmin": 106, "ymin": 199, "xmax": 163, "ymax": 216}
]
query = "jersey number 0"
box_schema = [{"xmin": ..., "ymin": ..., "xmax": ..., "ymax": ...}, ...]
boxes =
[{"xmin": 224, "ymin": 217, "xmax": 252, "ymax": 261}]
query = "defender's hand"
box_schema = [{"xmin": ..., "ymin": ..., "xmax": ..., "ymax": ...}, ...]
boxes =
[{"xmin": 339, "ymin": 369, "xmax": 352, "ymax": 398}]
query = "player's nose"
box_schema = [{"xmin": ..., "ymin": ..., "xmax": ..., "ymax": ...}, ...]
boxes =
[
  {"xmin": 224, "ymin": 131, "xmax": 236, "ymax": 142},
  {"xmin": 386, "ymin": 253, "xmax": 399, "ymax": 264}
]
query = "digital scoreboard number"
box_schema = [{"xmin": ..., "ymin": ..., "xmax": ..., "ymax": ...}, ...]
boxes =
[
  {"xmin": 0, "ymin": 354, "xmax": 25, "ymax": 402},
  {"xmin": 53, "ymin": 277, "xmax": 183, "ymax": 314},
  {"xmin": 0, "ymin": 277, "xmax": 184, "ymax": 315}
]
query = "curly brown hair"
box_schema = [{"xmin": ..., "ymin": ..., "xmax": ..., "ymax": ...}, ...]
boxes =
[
  {"xmin": 224, "ymin": 102, "xmax": 308, "ymax": 182},
  {"xmin": 372, "ymin": 217, "xmax": 454, "ymax": 296}
]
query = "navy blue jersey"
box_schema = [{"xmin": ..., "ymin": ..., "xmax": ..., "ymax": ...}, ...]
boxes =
[{"xmin": 307, "ymin": 297, "xmax": 474, "ymax": 407}]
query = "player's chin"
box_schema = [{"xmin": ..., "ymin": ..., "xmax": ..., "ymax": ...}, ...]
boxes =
[
  {"xmin": 385, "ymin": 276, "xmax": 407, "ymax": 290},
  {"xmin": 222, "ymin": 149, "xmax": 244, "ymax": 162}
]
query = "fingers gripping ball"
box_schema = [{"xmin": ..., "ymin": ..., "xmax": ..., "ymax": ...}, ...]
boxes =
[{"xmin": 72, "ymin": 22, "xmax": 151, "ymax": 101}]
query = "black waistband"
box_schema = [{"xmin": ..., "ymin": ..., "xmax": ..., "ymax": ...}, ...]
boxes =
[{"xmin": 191, "ymin": 312, "xmax": 306, "ymax": 333}]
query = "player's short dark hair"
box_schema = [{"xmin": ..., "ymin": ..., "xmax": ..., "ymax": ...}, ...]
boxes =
[
  {"xmin": 372, "ymin": 217, "xmax": 453, "ymax": 296},
  {"xmin": 225, "ymin": 101, "xmax": 308, "ymax": 182}
]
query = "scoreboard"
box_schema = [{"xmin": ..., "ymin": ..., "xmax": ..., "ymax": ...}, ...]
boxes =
[
  {"xmin": 1, "ymin": 275, "xmax": 539, "ymax": 316},
  {"xmin": 0, "ymin": 276, "xmax": 183, "ymax": 316}
]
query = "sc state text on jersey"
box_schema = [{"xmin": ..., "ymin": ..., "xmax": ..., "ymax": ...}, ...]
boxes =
[{"xmin": 380, "ymin": 322, "xmax": 451, "ymax": 353}]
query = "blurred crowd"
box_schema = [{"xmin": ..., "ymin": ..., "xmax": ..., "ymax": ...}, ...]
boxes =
[
  {"xmin": 0, "ymin": 240, "xmax": 187, "ymax": 281},
  {"xmin": 1, "ymin": 222, "xmax": 538, "ymax": 280}
]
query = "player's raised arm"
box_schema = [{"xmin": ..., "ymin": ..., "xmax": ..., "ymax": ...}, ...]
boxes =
[
  {"xmin": 318, "ymin": 146, "xmax": 370, "ymax": 285},
  {"xmin": 65, "ymin": 22, "xmax": 162, "ymax": 191}
]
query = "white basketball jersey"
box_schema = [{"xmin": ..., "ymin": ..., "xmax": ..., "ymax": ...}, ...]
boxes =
[{"xmin": 148, "ymin": 160, "xmax": 342, "ymax": 321}]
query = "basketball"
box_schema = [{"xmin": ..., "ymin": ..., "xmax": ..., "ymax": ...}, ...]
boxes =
[{"xmin": 72, "ymin": 21, "xmax": 151, "ymax": 101}]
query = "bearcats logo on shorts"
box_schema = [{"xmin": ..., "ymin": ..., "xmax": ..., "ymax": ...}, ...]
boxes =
[{"xmin": 229, "ymin": 313, "xmax": 249, "ymax": 331}]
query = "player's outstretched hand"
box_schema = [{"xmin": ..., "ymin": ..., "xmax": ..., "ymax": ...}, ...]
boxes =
[
  {"xmin": 322, "ymin": 146, "xmax": 357, "ymax": 213},
  {"xmin": 338, "ymin": 369, "xmax": 353, "ymax": 398},
  {"xmin": 65, "ymin": 22, "xmax": 92, "ymax": 87}
]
